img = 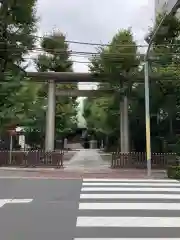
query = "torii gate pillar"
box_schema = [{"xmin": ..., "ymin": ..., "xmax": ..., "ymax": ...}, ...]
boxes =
[{"xmin": 45, "ymin": 80, "xmax": 55, "ymax": 151}]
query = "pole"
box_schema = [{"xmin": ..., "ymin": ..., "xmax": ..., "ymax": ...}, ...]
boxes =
[
  {"xmin": 120, "ymin": 100, "xmax": 124, "ymax": 152},
  {"xmin": 9, "ymin": 134, "xmax": 13, "ymax": 164},
  {"xmin": 45, "ymin": 80, "xmax": 55, "ymax": 152},
  {"xmin": 144, "ymin": 13, "xmax": 169, "ymax": 177},
  {"xmin": 144, "ymin": 2, "xmax": 180, "ymax": 176},
  {"xmin": 123, "ymin": 95, "xmax": 129, "ymax": 152},
  {"xmin": 144, "ymin": 61, "xmax": 151, "ymax": 177}
]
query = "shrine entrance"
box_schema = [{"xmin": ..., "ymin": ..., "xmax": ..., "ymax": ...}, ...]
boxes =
[{"xmin": 27, "ymin": 71, "xmax": 129, "ymax": 153}]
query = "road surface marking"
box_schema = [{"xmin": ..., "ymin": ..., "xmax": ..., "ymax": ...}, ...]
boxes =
[
  {"xmin": 0, "ymin": 199, "xmax": 11, "ymax": 208},
  {"xmin": 83, "ymin": 178, "xmax": 178, "ymax": 182},
  {"xmin": 81, "ymin": 187, "xmax": 180, "ymax": 192},
  {"xmin": 74, "ymin": 239, "xmax": 180, "ymax": 240},
  {"xmin": 80, "ymin": 193, "xmax": 180, "ymax": 199},
  {"xmin": 76, "ymin": 216, "xmax": 180, "ymax": 227},
  {"xmin": 0, "ymin": 199, "xmax": 33, "ymax": 208},
  {"xmin": 82, "ymin": 182, "xmax": 180, "ymax": 187},
  {"xmin": 79, "ymin": 202, "xmax": 180, "ymax": 210},
  {"xmin": 10, "ymin": 199, "xmax": 33, "ymax": 203},
  {"xmin": 75, "ymin": 178, "xmax": 180, "ymax": 239}
]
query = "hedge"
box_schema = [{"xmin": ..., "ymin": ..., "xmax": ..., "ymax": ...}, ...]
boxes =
[{"xmin": 167, "ymin": 165, "xmax": 180, "ymax": 179}]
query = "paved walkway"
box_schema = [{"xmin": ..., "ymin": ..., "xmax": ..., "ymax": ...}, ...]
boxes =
[
  {"xmin": 66, "ymin": 149, "xmax": 107, "ymax": 170},
  {"xmin": 0, "ymin": 167, "xmax": 167, "ymax": 179},
  {"xmin": 74, "ymin": 178, "xmax": 180, "ymax": 239}
]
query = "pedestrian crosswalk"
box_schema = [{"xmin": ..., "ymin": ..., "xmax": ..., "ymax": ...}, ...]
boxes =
[{"xmin": 74, "ymin": 178, "xmax": 180, "ymax": 239}]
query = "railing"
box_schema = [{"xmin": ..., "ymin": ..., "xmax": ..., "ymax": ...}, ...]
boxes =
[
  {"xmin": 0, "ymin": 150, "xmax": 177, "ymax": 170},
  {"xmin": 111, "ymin": 152, "xmax": 177, "ymax": 169},
  {"xmin": 0, "ymin": 150, "xmax": 64, "ymax": 168}
]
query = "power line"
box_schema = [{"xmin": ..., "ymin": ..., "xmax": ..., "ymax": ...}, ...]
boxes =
[
  {"xmin": 2, "ymin": 32, "xmax": 180, "ymax": 48},
  {"xmin": 27, "ymin": 34, "xmax": 180, "ymax": 48},
  {"xmin": 1, "ymin": 45, "xmax": 180, "ymax": 59},
  {"xmin": 25, "ymin": 58, "xmax": 180, "ymax": 68},
  {"xmin": 25, "ymin": 57, "xmax": 90, "ymax": 64}
]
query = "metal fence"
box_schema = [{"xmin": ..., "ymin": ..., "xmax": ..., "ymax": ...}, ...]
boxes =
[
  {"xmin": 111, "ymin": 152, "xmax": 177, "ymax": 169},
  {"xmin": 0, "ymin": 150, "xmax": 64, "ymax": 168},
  {"xmin": 0, "ymin": 150, "xmax": 177, "ymax": 170}
]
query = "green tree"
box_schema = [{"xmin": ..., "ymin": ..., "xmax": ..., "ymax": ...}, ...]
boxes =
[
  {"xmin": 0, "ymin": 0, "xmax": 38, "ymax": 131},
  {"xmin": 153, "ymin": 14, "xmax": 180, "ymax": 151},
  {"xmin": 35, "ymin": 32, "xmax": 78, "ymax": 140},
  {"xmin": 129, "ymin": 13, "xmax": 180, "ymax": 152},
  {"xmin": 0, "ymin": 0, "xmax": 37, "ymax": 73},
  {"xmin": 84, "ymin": 16, "xmax": 180, "ymax": 153},
  {"xmin": 86, "ymin": 29, "xmax": 140, "ymax": 149},
  {"xmin": 83, "ymin": 96, "xmax": 113, "ymax": 134}
]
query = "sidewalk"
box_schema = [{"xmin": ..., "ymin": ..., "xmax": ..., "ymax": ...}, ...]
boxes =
[{"xmin": 0, "ymin": 167, "xmax": 167, "ymax": 179}]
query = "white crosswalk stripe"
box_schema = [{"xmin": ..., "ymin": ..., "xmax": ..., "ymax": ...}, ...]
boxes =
[{"xmin": 74, "ymin": 178, "xmax": 180, "ymax": 239}]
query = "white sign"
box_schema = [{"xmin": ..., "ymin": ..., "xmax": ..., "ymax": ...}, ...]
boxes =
[{"xmin": 0, "ymin": 199, "xmax": 33, "ymax": 208}]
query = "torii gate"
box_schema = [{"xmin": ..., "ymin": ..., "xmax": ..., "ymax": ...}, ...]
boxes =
[{"xmin": 27, "ymin": 72, "xmax": 129, "ymax": 152}]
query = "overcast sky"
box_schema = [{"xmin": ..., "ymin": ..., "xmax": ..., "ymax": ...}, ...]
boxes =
[
  {"xmin": 34, "ymin": 0, "xmax": 155, "ymax": 126},
  {"xmin": 36, "ymin": 0, "xmax": 155, "ymax": 74}
]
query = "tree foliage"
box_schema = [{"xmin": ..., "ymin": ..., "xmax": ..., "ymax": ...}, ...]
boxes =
[
  {"xmin": 0, "ymin": 0, "xmax": 39, "ymax": 132},
  {"xmin": 0, "ymin": 0, "xmax": 37, "ymax": 73},
  {"xmin": 84, "ymin": 15, "xmax": 180, "ymax": 152},
  {"xmin": 35, "ymin": 32, "xmax": 78, "ymax": 140},
  {"xmin": 90, "ymin": 29, "xmax": 140, "ymax": 90},
  {"xmin": 84, "ymin": 29, "xmax": 140, "ymax": 148}
]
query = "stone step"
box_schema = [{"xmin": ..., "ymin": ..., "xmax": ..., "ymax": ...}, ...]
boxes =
[
  {"xmin": 63, "ymin": 151, "xmax": 112, "ymax": 161},
  {"xmin": 63, "ymin": 152, "xmax": 76, "ymax": 161}
]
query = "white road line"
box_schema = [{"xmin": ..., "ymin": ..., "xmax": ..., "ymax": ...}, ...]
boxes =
[
  {"xmin": 74, "ymin": 239, "xmax": 180, "ymax": 240},
  {"xmin": 79, "ymin": 202, "xmax": 180, "ymax": 210},
  {"xmin": 0, "ymin": 199, "xmax": 11, "ymax": 208},
  {"xmin": 76, "ymin": 216, "xmax": 180, "ymax": 227},
  {"xmin": 83, "ymin": 178, "xmax": 178, "ymax": 182},
  {"xmin": 10, "ymin": 199, "xmax": 33, "ymax": 203},
  {"xmin": 82, "ymin": 182, "xmax": 180, "ymax": 187},
  {"xmin": 81, "ymin": 187, "xmax": 180, "ymax": 192},
  {"xmin": 0, "ymin": 199, "xmax": 33, "ymax": 208},
  {"xmin": 80, "ymin": 193, "xmax": 180, "ymax": 199}
]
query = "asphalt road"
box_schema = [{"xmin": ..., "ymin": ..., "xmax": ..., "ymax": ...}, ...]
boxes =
[
  {"xmin": 0, "ymin": 178, "xmax": 82, "ymax": 240},
  {"xmin": 0, "ymin": 177, "xmax": 180, "ymax": 240}
]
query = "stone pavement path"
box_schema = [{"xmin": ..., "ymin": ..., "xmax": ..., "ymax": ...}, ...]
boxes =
[
  {"xmin": 65, "ymin": 149, "xmax": 110, "ymax": 173},
  {"xmin": 74, "ymin": 178, "xmax": 180, "ymax": 239}
]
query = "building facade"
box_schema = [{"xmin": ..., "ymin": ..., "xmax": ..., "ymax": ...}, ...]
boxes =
[
  {"xmin": 155, "ymin": 0, "xmax": 180, "ymax": 17},
  {"xmin": 155, "ymin": 0, "xmax": 167, "ymax": 16}
]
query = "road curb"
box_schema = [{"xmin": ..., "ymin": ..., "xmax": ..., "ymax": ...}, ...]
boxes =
[
  {"xmin": 0, "ymin": 167, "xmax": 58, "ymax": 172},
  {"xmin": 0, "ymin": 167, "xmax": 166, "ymax": 173}
]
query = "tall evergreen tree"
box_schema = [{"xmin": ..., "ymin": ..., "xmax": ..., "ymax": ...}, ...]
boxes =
[
  {"xmin": 35, "ymin": 32, "xmax": 78, "ymax": 139},
  {"xmin": 86, "ymin": 29, "xmax": 140, "ymax": 149},
  {"xmin": 0, "ymin": 0, "xmax": 37, "ymax": 73},
  {"xmin": 0, "ymin": 0, "xmax": 38, "ymax": 131}
]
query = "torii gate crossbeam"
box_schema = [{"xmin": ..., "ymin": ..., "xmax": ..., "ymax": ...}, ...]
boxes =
[{"xmin": 27, "ymin": 72, "xmax": 129, "ymax": 152}]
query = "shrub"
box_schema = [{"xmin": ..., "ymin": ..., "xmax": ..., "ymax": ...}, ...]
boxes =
[{"xmin": 167, "ymin": 165, "xmax": 180, "ymax": 179}]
